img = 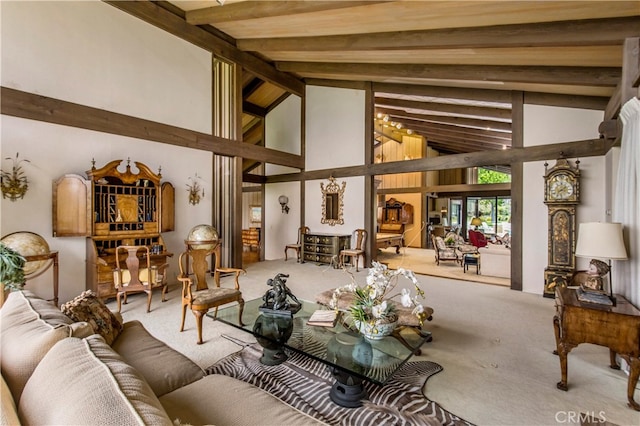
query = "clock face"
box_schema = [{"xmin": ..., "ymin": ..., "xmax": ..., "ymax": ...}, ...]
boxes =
[{"xmin": 548, "ymin": 174, "xmax": 575, "ymax": 201}]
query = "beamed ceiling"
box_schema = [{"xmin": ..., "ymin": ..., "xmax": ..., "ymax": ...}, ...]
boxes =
[{"xmin": 110, "ymin": 1, "xmax": 640, "ymax": 174}]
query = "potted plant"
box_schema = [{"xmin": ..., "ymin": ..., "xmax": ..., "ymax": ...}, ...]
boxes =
[
  {"xmin": 444, "ymin": 236, "xmax": 456, "ymax": 246},
  {"xmin": 330, "ymin": 262, "xmax": 427, "ymax": 340},
  {"xmin": 0, "ymin": 242, "xmax": 26, "ymax": 305}
]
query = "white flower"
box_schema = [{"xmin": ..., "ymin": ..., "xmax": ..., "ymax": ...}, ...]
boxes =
[
  {"xmin": 400, "ymin": 288, "xmax": 412, "ymax": 307},
  {"xmin": 371, "ymin": 301, "xmax": 387, "ymax": 319},
  {"xmin": 412, "ymin": 304, "xmax": 424, "ymax": 315}
]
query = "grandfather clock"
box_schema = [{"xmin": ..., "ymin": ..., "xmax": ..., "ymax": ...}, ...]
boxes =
[{"xmin": 543, "ymin": 158, "xmax": 580, "ymax": 298}]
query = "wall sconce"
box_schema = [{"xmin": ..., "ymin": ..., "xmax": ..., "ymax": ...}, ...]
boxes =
[
  {"xmin": 187, "ymin": 174, "xmax": 204, "ymax": 205},
  {"xmin": 1, "ymin": 153, "xmax": 30, "ymax": 202},
  {"xmin": 278, "ymin": 195, "xmax": 290, "ymax": 214}
]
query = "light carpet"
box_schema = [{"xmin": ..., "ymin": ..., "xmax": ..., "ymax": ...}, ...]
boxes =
[
  {"xmin": 109, "ymin": 260, "xmax": 638, "ymax": 426},
  {"xmin": 206, "ymin": 341, "xmax": 473, "ymax": 426}
]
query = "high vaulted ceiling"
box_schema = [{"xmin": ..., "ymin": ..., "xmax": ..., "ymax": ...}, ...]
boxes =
[{"xmin": 151, "ymin": 1, "xmax": 639, "ymax": 163}]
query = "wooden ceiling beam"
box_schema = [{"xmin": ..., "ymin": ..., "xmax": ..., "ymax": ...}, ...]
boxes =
[
  {"xmin": 373, "ymin": 82, "xmax": 512, "ymax": 103},
  {"xmin": 186, "ymin": 1, "xmax": 390, "ymax": 25},
  {"xmin": 277, "ymin": 62, "xmax": 621, "ymax": 87},
  {"xmin": 524, "ymin": 92, "xmax": 609, "ymax": 110},
  {"xmin": 238, "ymin": 17, "xmax": 640, "ymax": 51},
  {"xmin": 375, "ymin": 96, "xmax": 512, "ymax": 120},
  {"xmin": 423, "ymin": 134, "xmax": 508, "ymax": 151},
  {"xmin": 374, "ymin": 130, "xmax": 402, "ymax": 144},
  {"xmin": 266, "ymin": 138, "xmax": 614, "ymax": 183},
  {"xmin": 243, "ymin": 78, "xmax": 265, "ymax": 98},
  {"xmin": 104, "ymin": 0, "xmax": 305, "ymax": 96},
  {"xmin": 1, "ymin": 86, "xmax": 304, "ymax": 169},
  {"xmin": 243, "ymin": 101, "xmax": 267, "ymax": 118},
  {"xmin": 376, "ymin": 106, "xmax": 512, "ymax": 132},
  {"xmin": 407, "ymin": 124, "xmax": 511, "ymax": 145},
  {"xmin": 392, "ymin": 118, "xmax": 512, "ymax": 141}
]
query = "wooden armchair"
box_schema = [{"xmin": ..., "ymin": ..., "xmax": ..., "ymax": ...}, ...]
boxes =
[
  {"xmin": 284, "ymin": 226, "xmax": 310, "ymax": 262},
  {"xmin": 178, "ymin": 247, "xmax": 245, "ymax": 345},
  {"xmin": 113, "ymin": 245, "xmax": 168, "ymax": 313},
  {"xmin": 339, "ymin": 228, "xmax": 367, "ymax": 271},
  {"xmin": 431, "ymin": 235, "xmax": 459, "ymax": 265}
]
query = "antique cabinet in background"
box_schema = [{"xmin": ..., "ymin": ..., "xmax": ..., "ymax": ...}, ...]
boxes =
[
  {"xmin": 301, "ymin": 232, "xmax": 350, "ymax": 267},
  {"xmin": 53, "ymin": 159, "xmax": 175, "ymax": 300},
  {"xmin": 381, "ymin": 198, "xmax": 414, "ymax": 225}
]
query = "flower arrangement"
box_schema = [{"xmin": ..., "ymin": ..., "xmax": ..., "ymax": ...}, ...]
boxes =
[{"xmin": 330, "ymin": 261, "xmax": 428, "ymax": 334}]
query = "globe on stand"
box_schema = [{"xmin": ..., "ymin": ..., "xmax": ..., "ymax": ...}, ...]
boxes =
[
  {"xmin": 186, "ymin": 224, "xmax": 219, "ymax": 251},
  {"xmin": 1, "ymin": 231, "xmax": 50, "ymax": 277}
]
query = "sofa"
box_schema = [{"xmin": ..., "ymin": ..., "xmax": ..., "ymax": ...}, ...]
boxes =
[
  {"xmin": 1, "ymin": 290, "xmax": 325, "ymax": 425},
  {"xmin": 478, "ymin": 245, "xmax": 511, "ymax": 278}
]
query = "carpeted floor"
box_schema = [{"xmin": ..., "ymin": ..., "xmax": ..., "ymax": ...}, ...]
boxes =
[
  {"xmin": 110, "ymin": 259, "xmax": 639, "ymax": 426},
  {"xmin": 376, "ymin": 247, "xmax": 510, "ymax": 287},
  {"xmin": 206, "ymin": 341, "xmax": 474, "ymax": 426}
]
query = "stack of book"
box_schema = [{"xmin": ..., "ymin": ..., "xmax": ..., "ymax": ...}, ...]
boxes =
[
  {"xmin": 576, "ymin": 286, "xmax": 613, "ymax": 306},
  {"xmin": 307, "ymin": 310, "xmax": 339, "ymax": 327}
]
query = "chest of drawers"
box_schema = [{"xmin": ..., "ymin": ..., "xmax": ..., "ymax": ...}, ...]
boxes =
[{"xmin": 301, "ymin": 233, "xmax": 350, "ymax": 267}]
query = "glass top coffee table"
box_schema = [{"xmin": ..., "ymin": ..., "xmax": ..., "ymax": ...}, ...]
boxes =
[{"xmin": 211, "ymin": 298, "xmax": 429, "ymax": 407}]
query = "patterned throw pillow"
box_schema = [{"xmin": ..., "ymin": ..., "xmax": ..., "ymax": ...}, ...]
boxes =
[{"xmin": 61, "ymin": 290, "xmax": 123, "ymax": 345}]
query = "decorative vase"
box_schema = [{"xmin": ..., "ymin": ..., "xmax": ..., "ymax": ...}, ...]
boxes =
[{"xmin": 354, "ymin": 317, "xmax": 398, "ymax": 340}]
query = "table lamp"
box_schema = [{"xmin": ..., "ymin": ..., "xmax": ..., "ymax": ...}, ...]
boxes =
[
  {"xmin": 470, "ymin": 217, "xmax": 482, "ymax": 230},
  {"xmin": 575, "ymin": 222, "xmax": 628, "ymax": 305}
]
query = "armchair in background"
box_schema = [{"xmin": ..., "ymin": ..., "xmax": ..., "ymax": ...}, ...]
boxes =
[
  {"xmin": 444, "ymin": 231, "xmax": 477, "ymax": 260},
  {"xmin": 432, "ymin": 235, "xmax": 459, "ymax": 265},
  {"xmin": 468, "ymin": 230, "xmax": 489, "ymax": 248}
]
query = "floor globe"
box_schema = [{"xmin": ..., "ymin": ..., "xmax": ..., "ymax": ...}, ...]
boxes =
[
  {"xmin": 186, "ymin": 224, "xmax": 219, "ymax": 251},
  {"xmin": 1, "ymin": 231, "xmax": 50, "ymax": 276}
]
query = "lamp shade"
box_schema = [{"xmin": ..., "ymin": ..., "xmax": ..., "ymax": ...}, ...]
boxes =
[
  {"xmin": 470, "ymin": 217, "xmax": 483, "ymax": 227},
  {"xmin": 575, "ymin": 222, "xmax": 628, "ymax": 260}
]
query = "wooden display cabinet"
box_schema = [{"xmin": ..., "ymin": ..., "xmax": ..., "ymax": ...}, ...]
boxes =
[
  {"xmin": 381, "ymin": 198, "xmax": 413, "ymax": 225},
  {"xmin": 53, "ymin": 159, "xmax": 174, "ymax": 301}
]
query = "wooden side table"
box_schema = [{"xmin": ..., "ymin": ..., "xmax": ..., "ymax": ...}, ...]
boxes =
[
  {"xmin": 24, "ymin": 251, "xmax": 59, "ymax": 306},
  {"xmin": 553, "ymin": 287, "xmax": 640, "ymax": 411},
  {"xmin": 463, "ymin": 253, "xmax": 480, "ymax": 274}
]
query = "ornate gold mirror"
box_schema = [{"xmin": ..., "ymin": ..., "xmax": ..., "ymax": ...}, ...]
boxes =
[{"xmin": 321, "ymin": 177, "xmax": 345, "ymax": 226}]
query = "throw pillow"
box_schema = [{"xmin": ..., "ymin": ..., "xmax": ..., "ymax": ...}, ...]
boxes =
[{"xmin": 61, "ymin": 290, "xmax": 123, "ymax": 345}]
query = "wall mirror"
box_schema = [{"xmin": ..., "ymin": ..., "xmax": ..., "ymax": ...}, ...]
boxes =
[{"xmin": 321, "ymin": 176, "xmax": 346, "ymax": 226}]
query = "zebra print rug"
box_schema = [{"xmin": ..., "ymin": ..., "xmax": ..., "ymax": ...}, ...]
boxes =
[{"xmin": 205, "ymin": 340, "xmax": 474, "ymax": 426}]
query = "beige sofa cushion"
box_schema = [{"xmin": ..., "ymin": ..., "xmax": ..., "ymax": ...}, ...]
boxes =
[
  {"xmin": 19, "ymin": 336, "xmax": 172, "ymax": 425},
  {"xmin": 1, "ymin": 375, "xmax": 20, "ymax": 426},
  {"xmin": 112, "ymin": 320, "xmax": 205, "ymax": 396},
  {"xmin": 0, "ymin": 290, "xmax": 73, "ymax": 402},
  {"xmin": 160, "ymin": 374, "xmax": 326, "ymax": 426}
]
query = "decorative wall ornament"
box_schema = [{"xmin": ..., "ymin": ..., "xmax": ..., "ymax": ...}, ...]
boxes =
[
  {"xmin": 321, "ymin": 176, "xmax": 346, "ymax": 226},
  {"xmin": 1, "ymin": 153, "xmax": 30, "ymax": 202},
  {"xmin": 278, "ymin": 195, "xmax": 289, "ymax": 214},
  {"xmin": 187, "ymin": 174, "xmax": 204, "ymax": 205}
]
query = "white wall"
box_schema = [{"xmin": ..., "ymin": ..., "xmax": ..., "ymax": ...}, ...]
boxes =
[
  {"xmin": 522, "ymin": 105, "xmax": 605, "ymax": 295},
  {"xmin": 1, "ymin": 1, "xmax": 212, "ymax": 303},
  {"xmin": 306, "ymin": 86, "xmax": 365, "ymax": 170},
  {"xmin": 263, "ymin": 96, "xmax": 303, "ymax": 259},
  {"xmin": 264, "ymin": 181, "xmax": 300, "ymax": 260},
  {"xmin": 265, "ymin": 86, "xmax": 367, "ymax": 261}
]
